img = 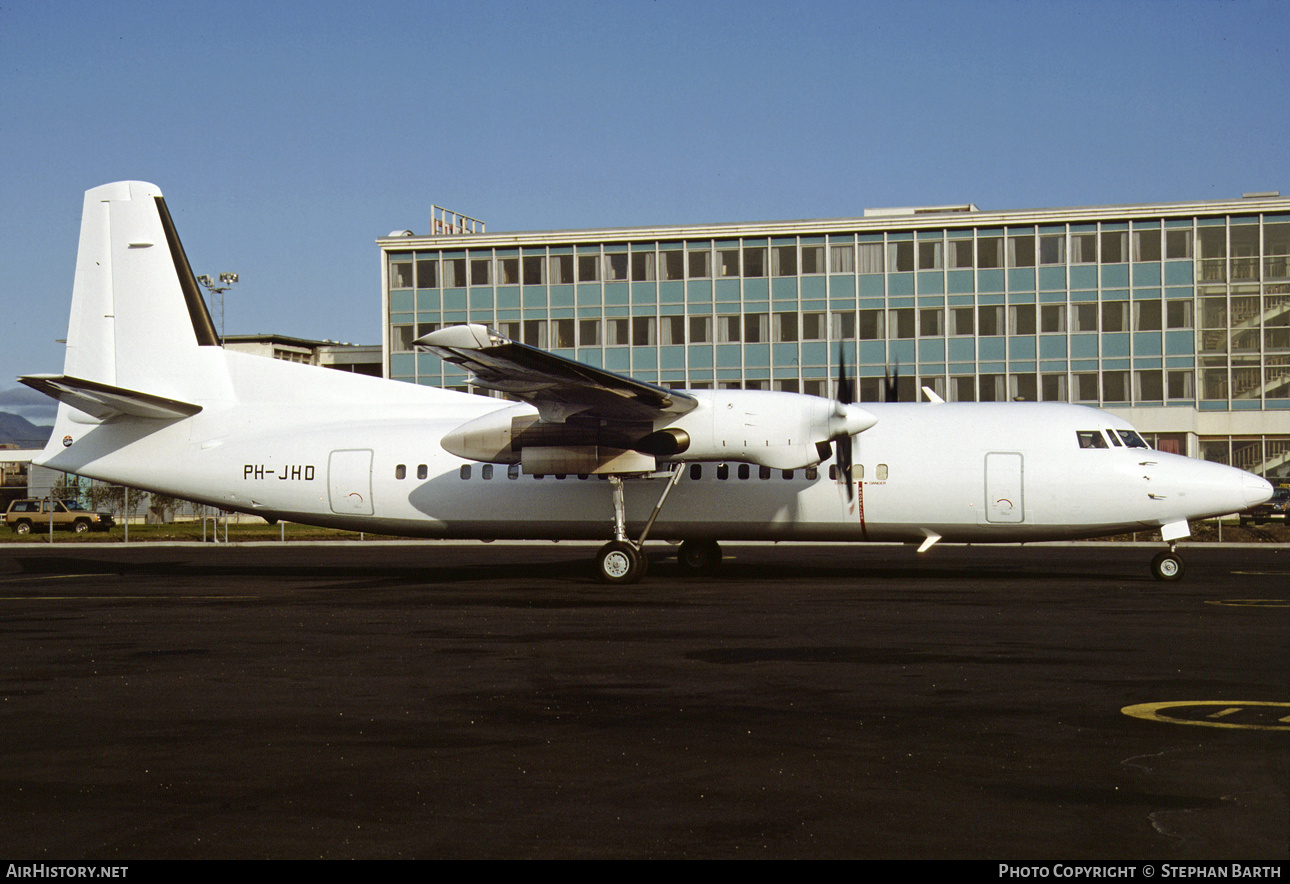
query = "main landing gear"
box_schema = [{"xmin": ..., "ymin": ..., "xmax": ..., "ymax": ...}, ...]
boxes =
[{"xmin": 594, "ymin": 470, "xmax": 682, "ymax": 584}]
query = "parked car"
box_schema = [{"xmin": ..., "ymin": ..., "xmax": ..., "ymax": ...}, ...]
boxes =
[
  {"xmin": 1239, "ymin": 487, "xmax": 1289, "ymax": 525},
  {"xmin": 5, "ymin": 498, "xmax": 116, "ymax": 534}
]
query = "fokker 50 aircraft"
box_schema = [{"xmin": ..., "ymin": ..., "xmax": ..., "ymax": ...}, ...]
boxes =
[{"xmin": 21, "ymin": 182, "xmax": 1274, "ymax": 583}]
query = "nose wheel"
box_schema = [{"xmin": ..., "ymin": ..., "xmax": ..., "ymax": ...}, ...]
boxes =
[{"xmin": 1151, "ymin": 550, "xmax": 1184, "ymax": 582}]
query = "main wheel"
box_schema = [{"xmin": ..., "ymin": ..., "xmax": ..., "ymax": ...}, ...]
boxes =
[
  {"xmin": 1151, "ymin": 551, "xmax": 1184, "ymax": 582},
  {"xmin": 678, "ymin": 539, "xmax": 722, "ymax": 574},
  {"xmin": 596, "ymin": 541, "xmax": 644, "ymax": 584}
]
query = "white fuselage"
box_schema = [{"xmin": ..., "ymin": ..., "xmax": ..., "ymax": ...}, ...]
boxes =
[{"xmin": 36, "ymin": 349, "xmax": 1268, "ymax": 545}]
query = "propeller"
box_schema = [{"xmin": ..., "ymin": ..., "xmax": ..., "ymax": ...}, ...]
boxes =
[
  {"xmin": 835, "ymin": 343, "xmax": 855, "ymax": 501},
  {"xmin": 883, "ymin": 358, "xmax": 900, "ymax": 403}
]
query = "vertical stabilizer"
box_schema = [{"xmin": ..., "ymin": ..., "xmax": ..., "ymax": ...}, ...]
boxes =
[{"xmin": 62, "ymin": 181, "xmax": 220, "ymax": 399}]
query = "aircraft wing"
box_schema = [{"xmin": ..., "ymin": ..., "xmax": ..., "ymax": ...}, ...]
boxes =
[{"xmin": 416, "ymin": 324, "xmax": 697, "ymax": 423}]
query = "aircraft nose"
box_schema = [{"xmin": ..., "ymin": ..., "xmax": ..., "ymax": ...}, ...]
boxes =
[{"xmin": 1243, "ymin": 473, "xmax": 1274, "ymax": 509}]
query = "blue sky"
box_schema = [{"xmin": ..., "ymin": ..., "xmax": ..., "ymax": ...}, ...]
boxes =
[{"xmin": 1, "ymin": 0, "xmax": 1286, "ymax": 421}]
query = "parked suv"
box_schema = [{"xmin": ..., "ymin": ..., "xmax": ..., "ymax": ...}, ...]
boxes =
[{"xmin": 5, "ymin": 499, "xmax": 116, "ymax": 534}]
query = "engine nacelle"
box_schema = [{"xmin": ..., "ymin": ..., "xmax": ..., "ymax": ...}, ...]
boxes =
[
  {"xmin": 659, "ymin": 390, "xmax": 876, "ymax": 470},
  {"xmin": 439, "ymin": 391, "xmax": 877, "ymax": 472}
]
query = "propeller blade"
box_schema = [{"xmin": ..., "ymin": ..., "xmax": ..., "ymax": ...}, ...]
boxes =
[
  {"xmin": 836, "ymin": 342, "xmax": 854, "ymax": 501},
  {"xmin": 884, "ymin": 359, "xmax": 900, "ymax": 403}
]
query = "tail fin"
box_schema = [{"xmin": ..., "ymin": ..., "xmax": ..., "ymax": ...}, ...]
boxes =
[{"xmin": 23, "ymin": 181, "xmax": 218, "ymax": 418}]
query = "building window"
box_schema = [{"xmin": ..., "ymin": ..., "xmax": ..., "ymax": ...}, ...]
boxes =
[
  {"xmin": 499, "ymin": 257, "xmax": 520, "ymax": 284},
  {"xmin": 550, "ymin": 255, "xmax": 574, "ymax": 285},
  {"xmin": 631, "ymin": 252, "xmax": 655, "ymax": 282},
  {"xmin": 469, "ymin": 258, "xmax": 490, "ymax": 285},
  {"xmin": 578, "ymin": 254, "xmax": 600, "ymax": 282},
  {"xmin": 801, "ymin": 245, "xmax": 824, "ymax": 274},
  {"xmin": 742, "ymin": 247, "xmax": 766, "ymax": 277},
  {"xmin": 719, "ymin": 249, "xmax": 740, "ymax": 277},
  {"xmin": 417, "ymin": 258, "xmax": 438, "ymax": 288},
  {"xmin": 888, "ymin": 240, "xmax": 914, "ymax": 272},
  {"xmin": 977, "ymin": 237, "xmax": 1003, "ymax": 269},
  {"xmin": 390, "ymin": 259, "xmax": 413, "ymax": 289},
  {"xmin": 1010, "ymin": 305, "xmax": 1036, "ymax": 335},
  {"xmin": 579, "ymin": 319, "xmax": 600, "ymax": 346},
  {"xmin": 855, "ymin": 242, "xmax": 882, "ymax": 274},
  {"xmin": 523, "ymin": 256, "xmax": 545, "ymax": 285},
  {"xmin": 774, "ymin": 313, "xmax": 798, "ymax": 342},
  {"xmin": 647, "ymin": 249, "xmax": 676, "ymax": 281},
  {"xmin": 1133, "ymin": 230, "xmax": 1162, "ymax": 262},
  {"xmin": 606, "ymin": 253, "xmax": 629, "ymax": 281},
  {"xmin": 688, "ymin": 249, "xmax": 711, "ymax": 278},
  {"xmin": 772, "ymin": 246, "xmax": 797, "ymax": 276},
  {"xmin": 1071, "ymin": 233, "xmax": 1097, "ymax": 263},
  {"xmin": 606, "ymin": 318, "xmax": 630, "ymax": 346},
  {"xmin": 661, "ymin": 315, "xmax": 685, "ymax": 345},
  {"xmin": 802, "ymin": 312, "xmax": 825, "ymax": 340},
  {"xmin": 717, "ymin": 315, "xmax": 741, "ymax": 343},
  {"xmin": 920, "ymin": 308, "xmax": 944, "ymax": 337},
  {"xmin": 1101, "ymin": 231, "xmax": 1127, "ymax": 264},
  {"xmin": 1039, "ymin": 235, "xmax": 1065, "ymax": 265},
  {"xmin": 918, "ymin": 240, "xmax": 943, "ymax": 270},
  {"xmin": 950, "ymin": 307, "xmax": 974, "ymax": 335},
  {"xmin": 949, "ymin": 239, "xmax": 974, "ymax": 269},
  {"xmin": 1135, "ymin": 300, "xmax": 1162, "ymax": 331},
  {"xmin": 1166, "ymin": 229, "xmax": 1193, "ymax": 259},
  {"xmin": 689, "ymin": 315, "xmax": 712, "ymax": 343},
  {"xmin": 1007, "ymin": 235, "xmax": 1035, "ymax": 267}
]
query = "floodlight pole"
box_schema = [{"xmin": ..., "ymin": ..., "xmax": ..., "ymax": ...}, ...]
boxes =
[{"xmin": 197, "ymin": 272, "xmax": 239, "ymax": 344}]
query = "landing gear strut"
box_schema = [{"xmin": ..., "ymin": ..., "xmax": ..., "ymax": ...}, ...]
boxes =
[{"xmin": 594, "ymin": 469, "xmax": 683, "ymax": 584}]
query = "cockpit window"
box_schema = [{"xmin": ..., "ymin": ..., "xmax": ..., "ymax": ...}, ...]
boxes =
[
  {"xmin": 1115, "ymin": 429, "xmax": 1150, "ymax": 449},
  {"xmin": 1077, "ymin": 430, "xmax": 1109, "ymax": 449}
]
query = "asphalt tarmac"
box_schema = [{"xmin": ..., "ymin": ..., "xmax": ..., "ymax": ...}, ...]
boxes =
[{"xmin": 0, "ymin": 541, "xmax": 1285, "ymax": 859}]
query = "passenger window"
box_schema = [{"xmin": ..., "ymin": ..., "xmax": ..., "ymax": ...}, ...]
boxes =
[
  {"xmin": 417, "ymin": 464, "xmax": 428, "ymax": 479},
  {"xmin": 782, "ymin": 470, "xmax": 793, "ymax": 480},
  {"xmin": 508, "ymin": 464, "xmax": 520, "ymax": 480},
  {"xmin": 689, "ymin": 464, "xmax": 702, "ymax": 480},
  {"xmin": 459, "ymin": 464, "xmax": 472, "ymax": 479},
  {"xmin": 738, "ymin": 464, "xmax": 750, "ymax": 480},
  {"xmin": 482, "ymin": 464, "xmax": 493, "ymax": 480},
  {"xmin": 395, "ymin": 464, "xmax": 406, "ymax": 480},
  {"xmin": 829, "ymin": 465, "xmax": 837, "ymax": 480},
  {"xmin": 806, "ymin": 467, "xmax": 818, "ymax": 481},
  {"xmin": 717, "ymin": 464, "xmax": 729, "ymax": 480},
  {"xmin": 876, "ymin": 464, "xmax": 888, "ymax": 480},
  {"xmin": 759, "ymin": 466, "xmax": 771, "ymax": 480}
]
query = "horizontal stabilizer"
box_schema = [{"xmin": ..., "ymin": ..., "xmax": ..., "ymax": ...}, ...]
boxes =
[{"xmin": 19, "ymin": 374, "xmax": 202, "ymax": 421}]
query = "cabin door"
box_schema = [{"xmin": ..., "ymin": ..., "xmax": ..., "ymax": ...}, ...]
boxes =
[
  {"xmin": 328, "ymin": 449, "xmax": 374, "ymax": 515},
  {"xmin": 984, "ymin": 452, "xmax": 1024, "ymax": 523}
]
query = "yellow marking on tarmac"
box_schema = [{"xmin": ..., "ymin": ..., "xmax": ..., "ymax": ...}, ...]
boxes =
[
  {"xmin": 1205, "ymin": 599, "xmax": 1290, "ymax": 607},
  {"xmin": 1122, "ymin": 701, "xmax": 1290, "ymax": 731}
]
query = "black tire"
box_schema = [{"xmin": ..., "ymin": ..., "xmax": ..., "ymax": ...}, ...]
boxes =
[
  {"xmin": 596, "ymin": 541, "xmax": 644, "ymax": 585},
  {"xmin": 13, "ymin": 521, "xmax": 31, "ymax": 535},
  {"xmin": 73, "ymin": 520, "xmax": 90, "ymax": 534},
  {"xmin": 1151, "ymin": 551, "xmax": 1184, "ymax": 582},
  {"xmin": 678, "ymin": 539, "xmax": 722, "ymax": 574}
]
